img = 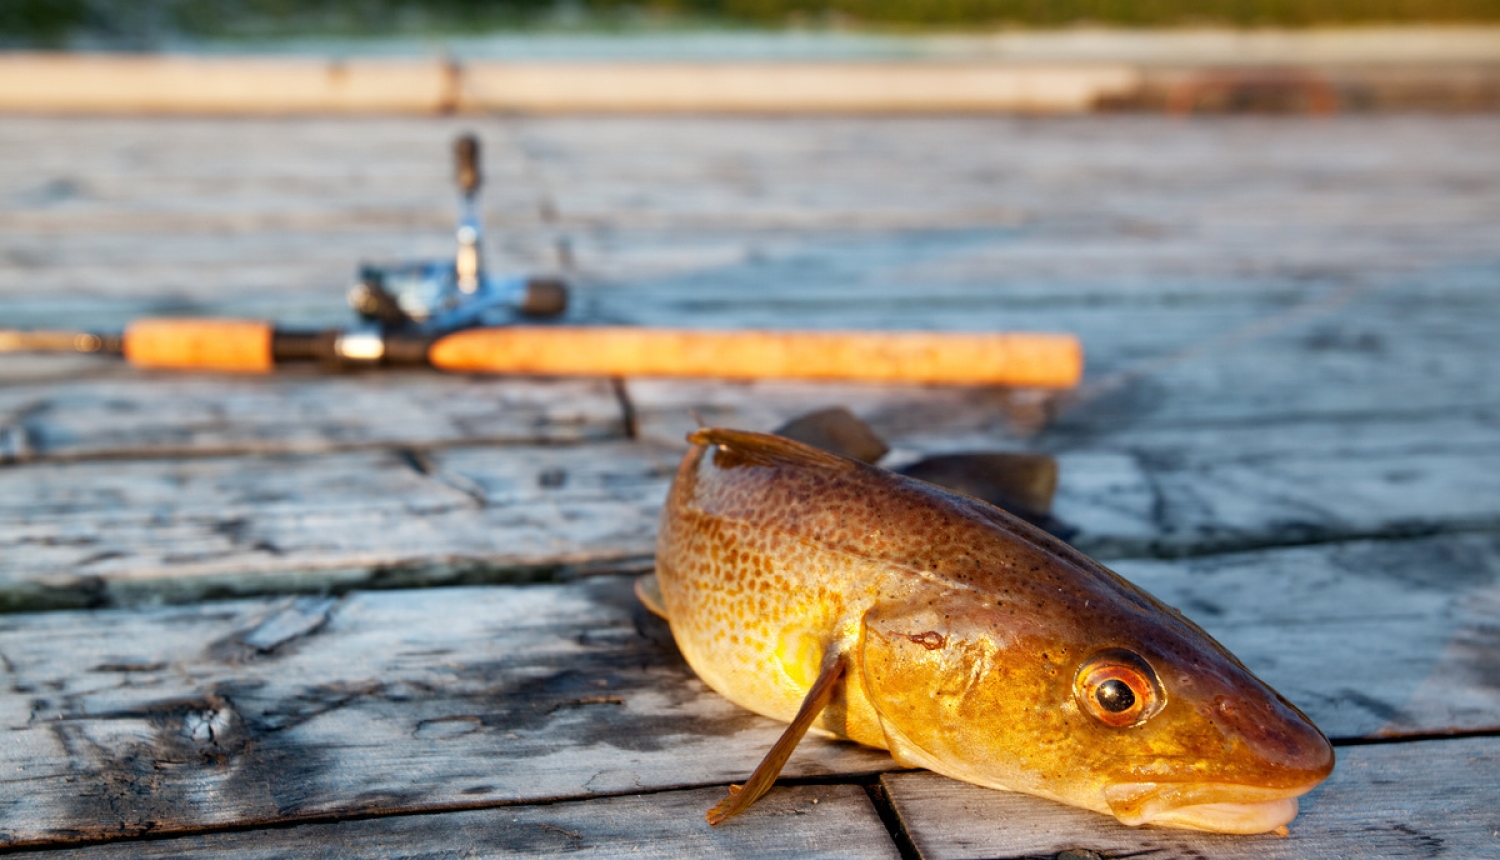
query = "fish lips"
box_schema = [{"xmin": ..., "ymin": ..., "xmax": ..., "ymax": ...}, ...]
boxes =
[{"xmin": 1101, "ymin": 779, "xmax": 1323, "ymax": 833}]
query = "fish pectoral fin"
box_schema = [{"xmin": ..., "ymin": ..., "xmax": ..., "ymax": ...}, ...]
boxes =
[
  {"xmin": 634, "ymin": 574, "xmax": 669, "ymax": 619},
  {"xmin": 707, "ymin": 651, "xmax": 848, "ymax": 826}
]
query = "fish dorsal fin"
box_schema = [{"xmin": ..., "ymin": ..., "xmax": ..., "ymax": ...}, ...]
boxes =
[
  {"xmin": 897, "ymin": 452, "xmax": 1058, "ymax": 517},
  {"xmin": 773, "ymin": 407, "xmax": 890, "ymax": 464},
  {"xmin": 634, "ymin": 573, "xmax": 669, "ymax": 619},
  {"xmin": 706, "ymin": 651, "xmax": 848, "ymax": 825},
  {"xmin": 688, "ymin": 427, "xmax": 857, "ymax": 473}
]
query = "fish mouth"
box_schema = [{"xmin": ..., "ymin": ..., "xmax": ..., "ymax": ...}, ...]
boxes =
[{"xmin": 1102, "ymin": 781, "xmax": 1317, "ymax": 834}]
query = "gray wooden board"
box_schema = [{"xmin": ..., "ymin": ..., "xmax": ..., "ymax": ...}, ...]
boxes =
[
  {"xmin": 0, "ymin": 784, "xmax": 899, "ymax": 859},
  {"xmin": 624, "ymin": 382, "xmax": 1500, "ymax": 558},
  {"xmin": 0, "ymin": 371, "xmax": 627, "ymax": 460},
  {"xmin": 881, "ymin": 736, "xmax": 1500, "ymax": 860},
  {"xmin": 0, "ymin": 441, "xmax": 676, "ymax": 608},
  {"xmin": 1052, "ymin": 414, "xmax": 1500, "ymax": 558},
  {"xmin": 0, "ymin": 533, "xmax": 1495, "ymax": 847},
  {"xmin": 9, "ymin": 116, "xmax": 1494, "ymax": 235},
  {"xmin": 2, "ymin": 414, "xmax": 1499, "ymax": 605},
  {"xmin": 5, "ymin": 115, "xmax": 1497, "ymax": 347},
  {"xmin": 0, "ymin": 578, "xmax": 895, "ymax": 847},
  {"xmin": 2, "ymin": 416, "xmax": 1498, "ymax": 605}
]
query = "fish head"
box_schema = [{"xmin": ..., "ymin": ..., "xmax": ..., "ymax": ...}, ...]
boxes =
[{"xmin": 859, "ymin": 583, "xmax": 1335, "ymax": 833}]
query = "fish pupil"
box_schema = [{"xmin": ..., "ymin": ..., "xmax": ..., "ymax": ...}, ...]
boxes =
[{"xmin": 1096, "ymin": 679, "xmax": 1135, "ymax": 712}]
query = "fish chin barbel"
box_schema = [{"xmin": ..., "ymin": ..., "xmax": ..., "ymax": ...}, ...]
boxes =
[{"xmin": 641, "ymin": 428, "xmax": 1334, "ymax": 834}]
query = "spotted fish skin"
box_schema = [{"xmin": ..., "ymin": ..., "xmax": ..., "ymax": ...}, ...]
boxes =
[{"xmin": 652, "ymin": 428, "xmax": 1334, "ymax": 833}]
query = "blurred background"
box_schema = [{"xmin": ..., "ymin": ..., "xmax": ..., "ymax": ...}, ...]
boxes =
[{"xmin": 4, "ymin": 0, "xmax": 1500, "ymax": 49}]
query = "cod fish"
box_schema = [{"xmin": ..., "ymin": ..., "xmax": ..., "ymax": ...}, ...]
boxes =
[{"xmin": 639, "ymin": 428, "xmax": 1334, "ymax": 833}]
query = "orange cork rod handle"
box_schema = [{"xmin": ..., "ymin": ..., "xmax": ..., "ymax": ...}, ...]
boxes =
[
  {"xmin": 430, "ymin": 327, "xmax": 1083, "ymax": 388},
  {"xmin": 123, "ymin": 318, "xmax": 275, "ymax": 373}
]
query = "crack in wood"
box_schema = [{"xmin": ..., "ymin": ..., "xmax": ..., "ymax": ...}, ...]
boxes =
[
  {"xmin": 396, "ymin": 447, "xmax": 489, "ymax": 509},
  {"xmin": 208, "ymin": 597, "xmax": 341, "ymax": 662}
]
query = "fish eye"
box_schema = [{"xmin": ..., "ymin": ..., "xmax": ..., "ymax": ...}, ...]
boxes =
[{"xmin": 1075, "ymin": 649, "xmax": 1164, "ymax": 728}]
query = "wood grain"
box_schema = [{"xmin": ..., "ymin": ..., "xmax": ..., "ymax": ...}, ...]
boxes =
[
  {"xmin": 0, "ymin": 784, "xmax": 899, "ymax": 859},
  {"xmin": 0, "ymin": 442, "xmax": 675, "ymax": 608},
  {"xmin": 881, "ymin": 736, "xmax": 1500, "ymax": 859},
  {"xmin": 0, "ymin": 372, "xmax": 627, "ymax": 461},
  {"xmin": 0, "ymin": 580, "xmax": 894, "ymax": 847},
  {"xmin": 5, "ymin": 116, "xmax": 1496, "ymax": 314}
]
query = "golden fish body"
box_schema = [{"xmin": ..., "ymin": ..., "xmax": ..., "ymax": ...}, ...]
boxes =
[{"xmin": 649, "ymin": 428, "xmax": 1334, "ymax": 833}]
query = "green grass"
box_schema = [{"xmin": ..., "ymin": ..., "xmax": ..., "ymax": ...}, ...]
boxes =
[{"xmin": 4, "ymin": 0, "xmax": 1499, "ymax": 48}]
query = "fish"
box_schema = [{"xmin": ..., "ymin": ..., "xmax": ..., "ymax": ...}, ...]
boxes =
[{"xmin": 639, "ymin": 427, "xmax": 1334, "ymax": 833}]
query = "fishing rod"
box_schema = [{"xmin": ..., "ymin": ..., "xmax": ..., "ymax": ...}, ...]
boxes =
[
  {"xmin": 0, "ymin": 321, "xmax": 1083, "ymax": 388},
  {"xmin": 1, "ymin": 135, "xmax": 1084, "ymax": 388}
]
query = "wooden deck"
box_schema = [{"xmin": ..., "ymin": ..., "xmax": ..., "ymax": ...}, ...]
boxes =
[{"xmin": 1, "ymin": 113, "xmax": 1498, "ymax": 858}]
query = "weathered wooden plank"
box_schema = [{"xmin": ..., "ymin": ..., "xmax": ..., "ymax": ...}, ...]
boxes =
[
  {"xmin": 2, "ymin": 415, "xmax": 1497, "ymax": 604},
  {"xmin": 6, "ymin": 116, "xmax": 1497, "ymax": 306},
  {"xmin": 0, "ymin": 442, "xmax": 674, "ymax": 608},
  {"xmin": 625, "ymin": 378, "xmax": 1500, "ymax": 557},
  {"xmin": 0, "ymin": 579, "xmax": 894, "ymax": 847},
  {"xmin": 0, "ymin": 784, "xmax": 898, "ymax": 858},
  {"xmin": 0, "ymin": 371, "xmax": 627, "ymax": 460},
  {"xmin": 881, "ymin": 736, "xmax": 1500, "ymax": 860},
  {"xmin": 0, "ymin": 534, "xmax": 1494, "ymax": 846},
  {"xmin": 10, "ymin": 115, "xmax": 1488, "ymax": 205},
  {"xmin": 1053, "ymin": 418, "xmax": 1500, "ymax": 558}
]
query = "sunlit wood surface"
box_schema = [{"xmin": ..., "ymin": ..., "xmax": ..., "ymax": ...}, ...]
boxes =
[{"xmin": 1, "ymin": 114, "xmax": 1498, "ymax": 857}]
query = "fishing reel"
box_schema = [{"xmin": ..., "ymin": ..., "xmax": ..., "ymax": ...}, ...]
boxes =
[{"xmin": 347, "ymin": 134, "xmax": 567, "ymax": 337}]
